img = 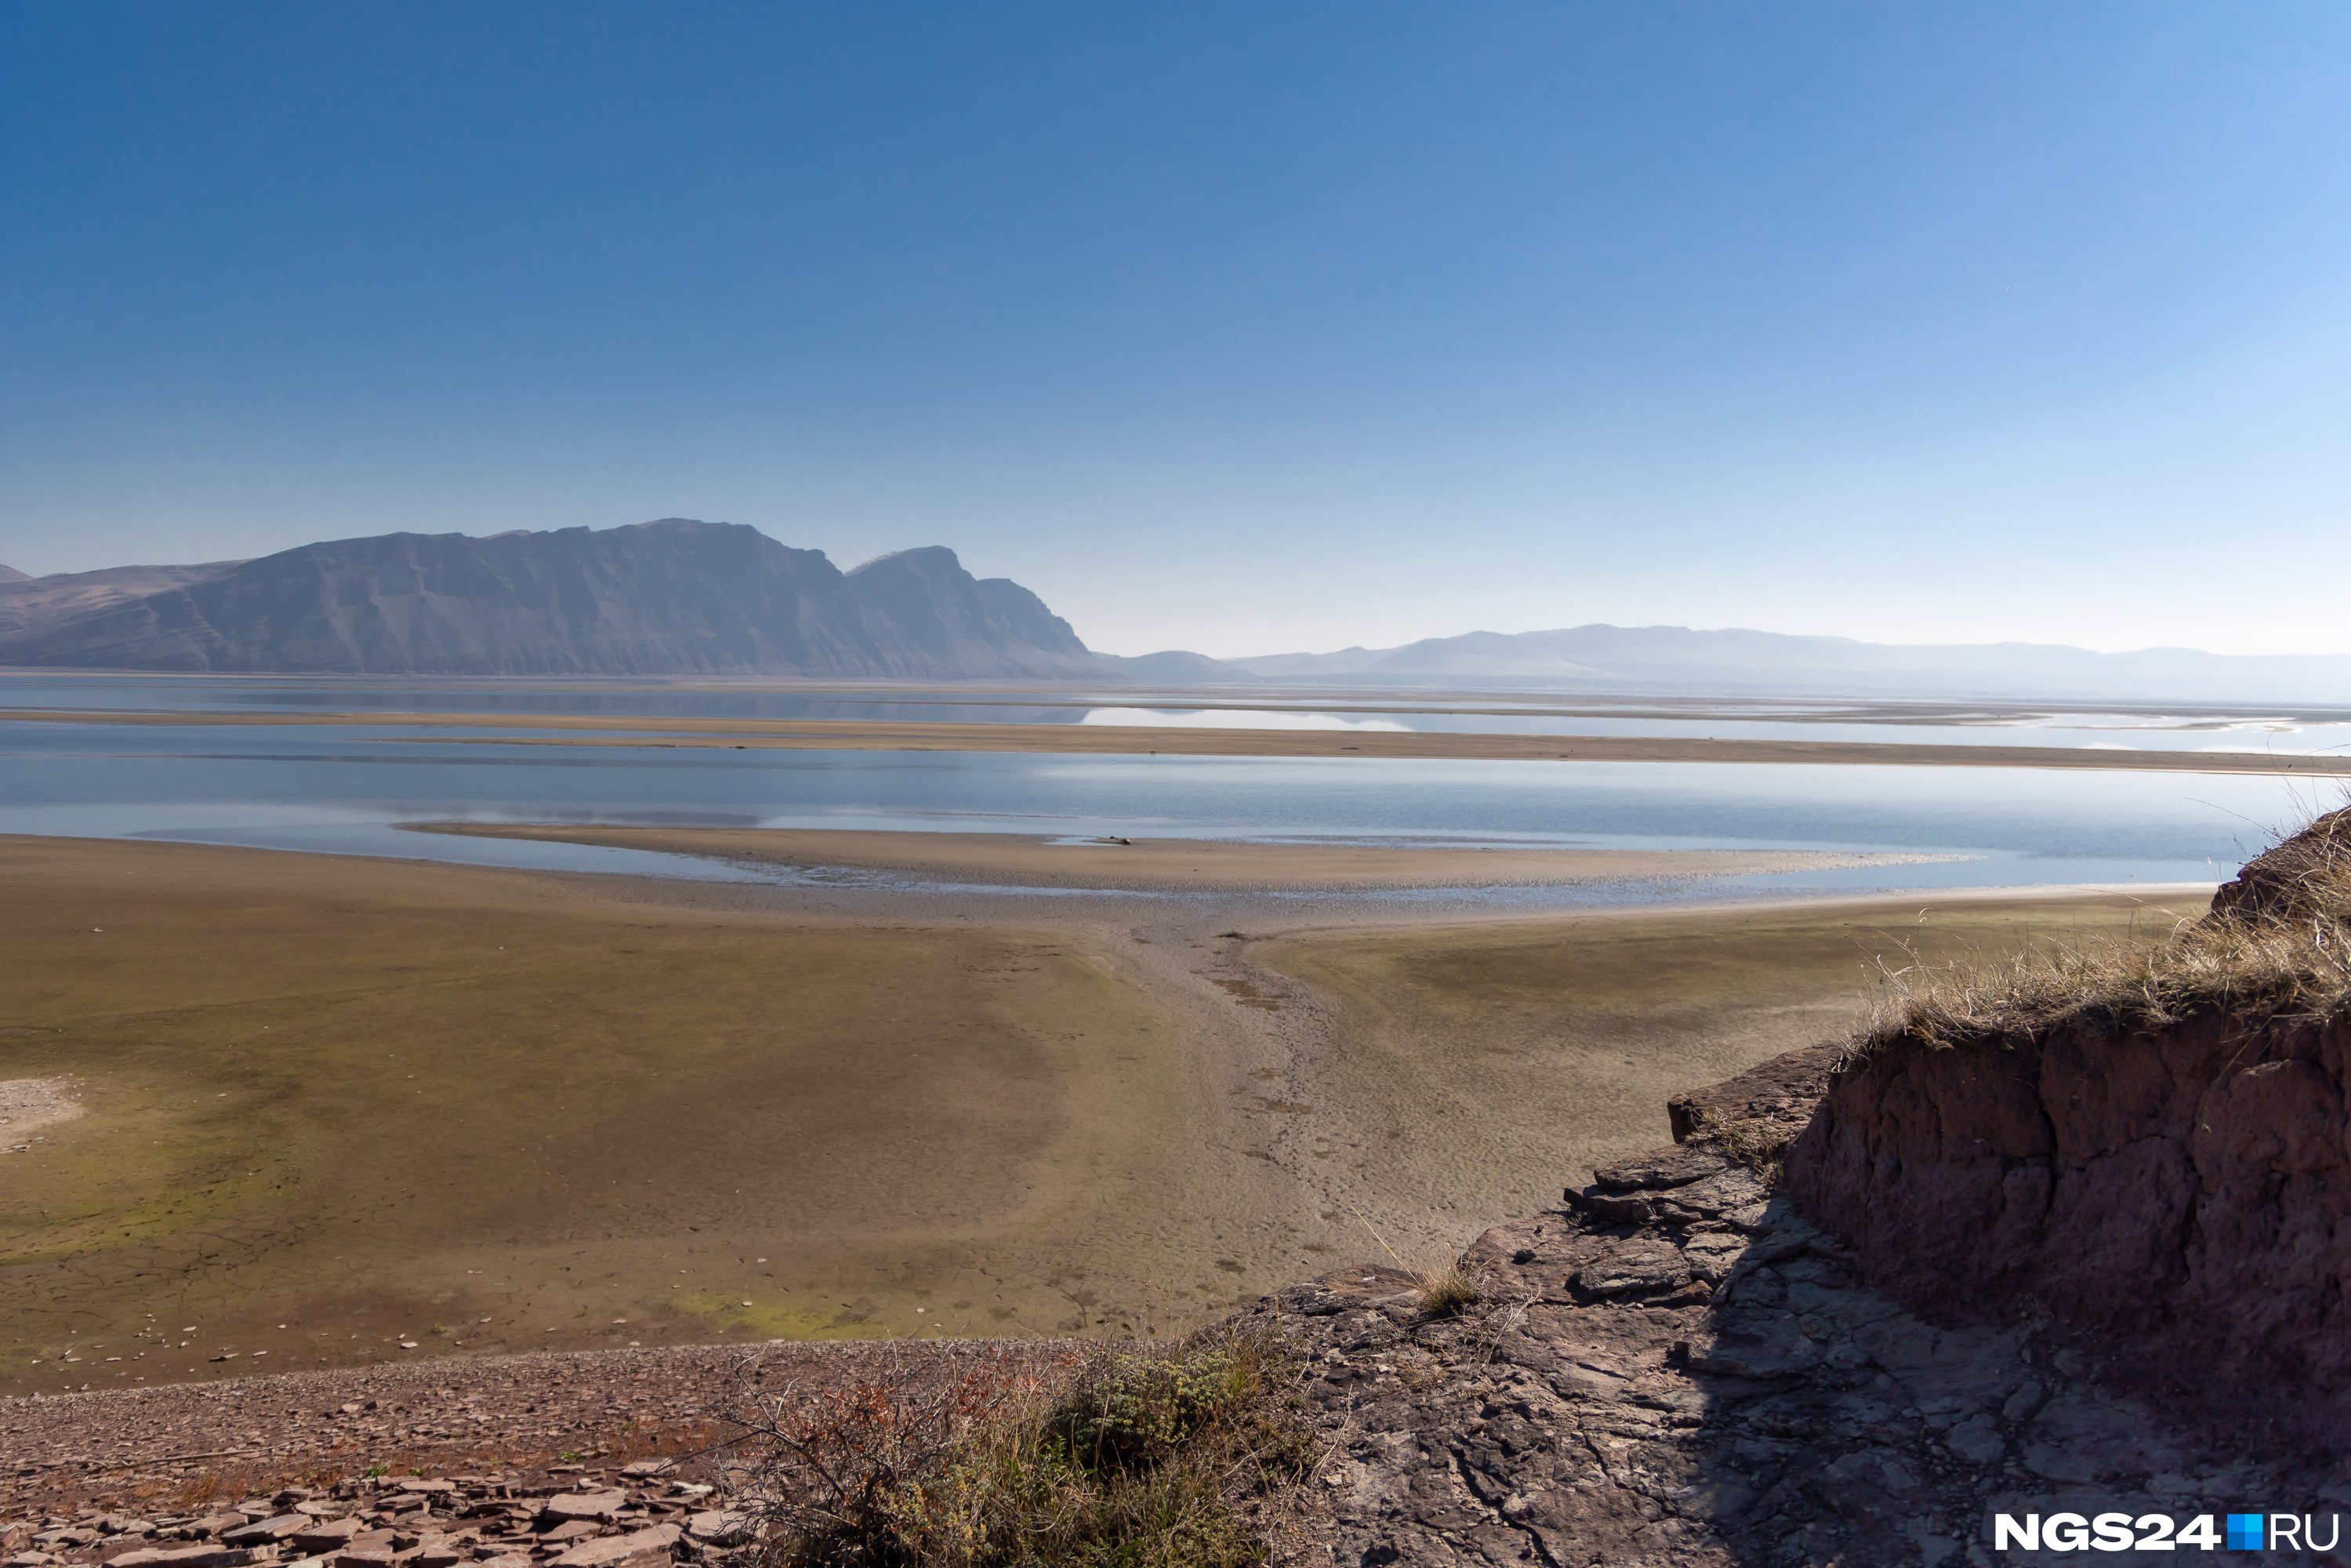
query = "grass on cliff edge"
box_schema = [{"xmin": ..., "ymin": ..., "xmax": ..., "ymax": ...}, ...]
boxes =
[
  {"xmin": 1867, "ymin": 809, "xmax": 2351, "ymax": 1050},
  {"xmin": 733, "ymin": 1327, "xmax": 1315, "ymax": 1568}
]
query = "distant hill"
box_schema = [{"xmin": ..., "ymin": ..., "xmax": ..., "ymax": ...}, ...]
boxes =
[
  {"xmin": 0, "ymin": 521, "xmax": 1108, "ymax": 679},
  {"xmin": 1097, "ymin": 649, "xmax": 1260, "ymax": 684},
  {"xmin": 0, "ymin": 563, "xmax": 29, "ymax": 584},
  {"xmin": 1228, "ymin": 624, "xmax": 2351, "ymax": 704},
  {"xmin": 0, "ymin": 560, "xmax": 249, "ymax": 642}
]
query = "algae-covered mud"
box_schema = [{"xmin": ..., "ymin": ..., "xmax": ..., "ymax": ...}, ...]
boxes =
[
  {"xmin": 0, "ymin": 829, "xmax": 2208, "ymax": 1399},
  {"xmin": 1253, "ymin": 888, "xmax": 2213, "ymax": 1234},
  {"xmin": 0, "ymin": 836, "xmax": 1223, "ymax": 1392}
]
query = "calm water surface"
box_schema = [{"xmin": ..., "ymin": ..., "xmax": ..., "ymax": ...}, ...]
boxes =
[
  {"xmin": 2, "ymin": 711, "xmax": 2331, "ymax": 902},
  {"xmin": 9, "ymin": 674, "xmax": 2351, "ymax": 753}
]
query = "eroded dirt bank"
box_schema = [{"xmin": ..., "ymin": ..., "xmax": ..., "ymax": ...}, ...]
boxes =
[
  {"xmin": 1787, "ymin": 810, "xmax": 2351, "ymax": 1443},
  {"xmin": 1786, "ymin": 1014, "xmax": 2351, "ymax": 1427}
]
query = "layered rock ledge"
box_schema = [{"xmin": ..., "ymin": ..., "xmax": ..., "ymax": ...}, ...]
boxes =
[{"xmin": 1259, "ymin": 1112, "xmax": 2348, "ymax": 1566}]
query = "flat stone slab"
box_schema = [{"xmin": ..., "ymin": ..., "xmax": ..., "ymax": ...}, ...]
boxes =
[{"xmin": 548, "ymin": 1526, "xmax": 680, "ymax": 1568}]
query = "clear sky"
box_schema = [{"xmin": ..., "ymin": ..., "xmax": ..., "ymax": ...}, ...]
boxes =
[{"xmin": 3, "ymin": 3, "xmax": 2348, "ymax": 657}]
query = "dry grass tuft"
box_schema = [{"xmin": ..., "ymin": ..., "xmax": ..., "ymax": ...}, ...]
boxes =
[
  {"xmin": 1863, "ymin": 810, "xmax": 2351, "ymax": 1054},
  {"xmin": 1336, "ymin": 1202, "xmax": 1482, "ymax": 1319},
  {"xmin": 1409, "ymin": 1260, "xmax": 1482, "ymax": 1319},
  {"xmin": 726, "ymin": 1330, "xmax": 1313, "ymax": 1567}
]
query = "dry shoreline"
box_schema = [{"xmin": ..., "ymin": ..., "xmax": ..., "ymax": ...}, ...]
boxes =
[
  {"xmin": 408, "ymin": 822, "xmax": 1943, "ymax": 891},
  {"xmin": 0, "ymin": 836, "xmax": 1240, "ymax": 1396},
  {"xmin": 5, "ymin": 706, "xmax": 2348, "ymax": 774},
  {"xmin": 1, "ymin": 829, "xmax": 2211, "ymax": 1414}
]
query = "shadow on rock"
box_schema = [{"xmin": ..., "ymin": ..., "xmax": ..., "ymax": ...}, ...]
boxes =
[{"xmin": 1256, "ymin": 1051, "xmax": 2349, "ymax": 1566}]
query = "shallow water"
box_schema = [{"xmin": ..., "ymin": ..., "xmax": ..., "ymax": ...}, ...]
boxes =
[
  {"xmin": 1076, "ymin": 704, "xmax": 2351, "ymax": 754},
  {"xmin": 9, "ymin": 673, "xmax": 2351, "ymax": 753},
  {"xmin": 2, "ymin": 712, "xmax": 2329, "ymax": 901}
]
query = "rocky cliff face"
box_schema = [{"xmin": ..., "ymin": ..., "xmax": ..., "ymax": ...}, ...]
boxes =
[{"xmin": 0, "ymin": 521, "xmax": 1109, "ymax": 678}]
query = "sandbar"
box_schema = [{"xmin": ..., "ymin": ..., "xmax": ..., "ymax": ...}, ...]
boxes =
[
  {"xmin": 409, "ymin": 822, "xmax": 1938, "ymax": 891},
  {"xmin": 3, "ymin": 706, "xmax": 2346, "ymax": 775}
]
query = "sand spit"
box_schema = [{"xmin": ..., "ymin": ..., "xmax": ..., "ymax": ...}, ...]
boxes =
[
  {"xmin": 5, "ymin": 706, "xmax": 2349, "ymax": 774},
  {"xmin": 409, "ymin": 822, "xmax": 1938, "ymax": 891}
]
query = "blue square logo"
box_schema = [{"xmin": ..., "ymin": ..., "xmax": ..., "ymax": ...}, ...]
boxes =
[{"xmin": 2227, "ymin": 1514, "xmax": 2265, "ymax": 1551}]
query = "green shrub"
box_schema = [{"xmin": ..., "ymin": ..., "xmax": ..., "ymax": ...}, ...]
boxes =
[{"xmin": 736, "ymin": 1330, "xmax": 1314, "ymax": 1567}]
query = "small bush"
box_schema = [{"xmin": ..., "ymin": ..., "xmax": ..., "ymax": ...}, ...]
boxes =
[{"xmin": 730, "ymin": 1331, "xmax": 1312, "ymax": 1567}]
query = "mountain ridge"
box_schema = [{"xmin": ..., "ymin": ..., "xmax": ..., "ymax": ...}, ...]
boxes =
[
  {"xmin": 0, "ymin": 521, "xmax": 1105, "ymax": 679},
  {"xmin": 9, "ymin": 528, "xmax": 2350, "ymax": 700}
]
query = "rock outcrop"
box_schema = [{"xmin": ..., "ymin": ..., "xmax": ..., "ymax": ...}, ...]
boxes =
[
  {"xmin": 0, "ymin": 522, "xmax": 1109, "ymax": 679},
  {"xmin": 839, "ymin": 546, "xmax": 1097, "ymax": 682},
  {"xmin": 1782, "ymin": 811, "xmax": 2351, "ymax": 1441},
  {"xmin": 1261, "ymin": 1128, "xmax": 2347, "ymax": 1566},
  {"xmin": 2206, "ymin": 804, "xmax": 2351, "ymax": 923}
]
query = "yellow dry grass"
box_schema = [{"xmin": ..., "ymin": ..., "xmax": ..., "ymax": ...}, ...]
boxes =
[{"xmin": 1864, "ymin": 810, "xmax": 2351, "ymax": 1051}]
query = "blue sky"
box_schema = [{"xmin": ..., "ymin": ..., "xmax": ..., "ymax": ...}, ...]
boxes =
[{"xmin": 3, "ymin": 2, "xmax": 2348, "ymax": 657}]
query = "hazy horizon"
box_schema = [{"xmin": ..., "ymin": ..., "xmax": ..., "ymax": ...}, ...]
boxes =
[
  {"xmin": 6, "ymin": 5, "xmax": 2350, "ymax": 658},
  {"xmin": 9, "ymin": 515, "xmax": 2351, "ymax": 666}
]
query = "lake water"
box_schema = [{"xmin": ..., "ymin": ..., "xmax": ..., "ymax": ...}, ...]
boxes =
[
  {"xmin": 2, "ymin": 710, "xmax": 2332, "ymax": 903},
  {"xmin": 8, "ymin": 673, "xmax": 2351, "ymax": 754}
]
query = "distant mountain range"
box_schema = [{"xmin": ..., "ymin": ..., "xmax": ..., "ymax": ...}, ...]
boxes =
[
  {"xmin": 0, "ymin": 521, "xmax": 1101, "ymax": 679},
  {"xmin": 1220, "ymin": 626, "xmax": 2351, "ymax": 704},
  {"xmin": 5, "ymin": 524, "xmax": 2349, "ymax": 702}
]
